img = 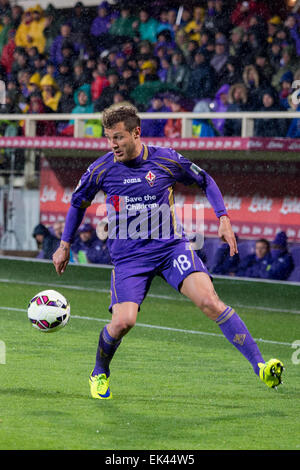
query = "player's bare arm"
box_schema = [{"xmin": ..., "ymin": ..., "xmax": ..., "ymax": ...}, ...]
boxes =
[
  {"xmin": 53, "ymin": 241, "xmax": 70, "ymax": 275},
  {"xmin": 218, "ymin": 215, "xmax": 238, "ymax": 256}
]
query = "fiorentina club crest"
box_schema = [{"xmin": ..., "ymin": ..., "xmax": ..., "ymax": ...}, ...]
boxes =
[{"xmin": 145, "ymin": 170, "xmax": 156, "ymax": 187}]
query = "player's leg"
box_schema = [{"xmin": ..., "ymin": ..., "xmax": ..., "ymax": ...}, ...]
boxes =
[
  {"xmin": 90, "ymin": 266, "xmax": 154, "ymax": 399},
  {"xmin": 161, "ymin": 242, "xmax": 283, "ymax": 387},
  {"xmin": 180, "ymin": 272, "xmax": 265, "ymax": 374},
  {"xmin": 180, "ymin": 271, "xmax": 283, "ymax": 387},
  {"xmin": 93, "ymin": 301, "xmax": 139, "ymax": 378}
]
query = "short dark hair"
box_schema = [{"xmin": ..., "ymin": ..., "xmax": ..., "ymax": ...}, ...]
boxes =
[
  {"xmin": 256, "ymin": 238, "xmax": 270, "ymax": 251},
  {"xmin": 102, "ymin": 104, "xmax": 141, "ymax": 132}
]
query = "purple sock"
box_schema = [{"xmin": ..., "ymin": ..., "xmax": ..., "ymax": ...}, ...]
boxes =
[
  {"xmin": 92, "ymin": 326, "xmax": 121, "ymax": 377},
  {"xmin": 216, "ymin": 307, "xmax": 264, "ymax": 375}
]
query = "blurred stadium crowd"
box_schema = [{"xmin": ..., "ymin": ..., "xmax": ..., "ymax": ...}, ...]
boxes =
[
  {"xmin": 32, "ymin": 219, "xmax": 299, "ymax": 282},
  {"xmin": 0, "ymin": 0, "xmax": 299, "ymax": 138}
]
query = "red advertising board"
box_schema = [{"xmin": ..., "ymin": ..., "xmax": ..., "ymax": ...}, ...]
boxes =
[{"xmin": 39, "ymin": 157, "xmax": 300, "ymax": 242}]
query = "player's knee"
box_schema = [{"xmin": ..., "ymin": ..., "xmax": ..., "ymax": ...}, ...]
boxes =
[
  {"xmin": 197, "ymin": 295, "xmax": 223, "ymax": 320},
  {"xmin": 112, "ymin": 316, "xmax": 136, "ymax": 336}
]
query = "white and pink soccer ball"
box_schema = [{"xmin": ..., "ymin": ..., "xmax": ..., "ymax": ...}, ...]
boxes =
[{"xmin": 27, "ymin": 289, "xmax": 70, "ymax": 333}]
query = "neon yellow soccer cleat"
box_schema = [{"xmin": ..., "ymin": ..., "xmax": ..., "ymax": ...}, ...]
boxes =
[
  {"xmin": 89, "ymin": 372, "xmax": 112, "ymax": 399},
  {"xmin": 258, "ymin": 359, "xmax": 284, "ymax": 389}
]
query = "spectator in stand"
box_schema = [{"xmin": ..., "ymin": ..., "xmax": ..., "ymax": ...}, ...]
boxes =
[
  {"xmin": 18, "ymin": 69, "xmax": 32, "ymax": 100},
  {"xmin": 141, "ymin": 93, "xmax": 170, "ymax": 137},
  {"xmin": 279, "ymin": 71, "xmax": 294, "ymax": 109},
  {"xmin": 184, "ymin": 6, "xmax": 205, "ymax": 44},
  {"xmin": 224, "ymin": 83, "xmax": 249, "ymax": 136},
  {"xmin": 164, "ymin": 94, "xmax": 186, "ymax": 138},
  {"xmin": 43, "ymin": 4, "xmax": 65, "ymax": 55},
  {"xmin": 94, "ymin": 68, "xmax": 120, "ymax": 111},
  {"xmin": 59, "ymin": 40, "xmax": 78, "ymax": 70},
  {"xmin": 25, "ymin": 94, "xmax": 56, "ymax": 136},
  {"xmin": 15, "ymin": 6, "xmax": 47, "ymax": 54},
  {"xmin": 91, "ymin": 60, "xmax": 109, "ymax": 102},
  {"xmin": 0, "ymin": 29, "xmax": 15, "ymax": 75},
  {"xmin": 228, "ymin": 26, "xmax": 252, "ymax": 67},
  {"xmin": 29, "ymin": 4, "xmax": 47, "ymax": 53},
  {"xmin": 262, "ymin": 232, "xmax": 294, "ymax": 281},
  {"xmin": 211, "ymin": 0, "xmax": 232, "ymax": 35},
  {"xmin": 211, "ymin": 239, "xmax": 240, "ymax": 275},
  {"xmin": 40, "ymin": 74, "xmax": 62, "ymax": 112},
  {"xmin": 157, "ymin": 56, "xmax": 170, "ymax": 82},
  {"xmin": 0, "ymin": 12, "xmax": 13, "ymax": 57},
  {"xmin": 192, "ymin": 99, "xmax": 217, "ymax": 137},
  {"xmin": 272, "ymin": 46, "xmax": 299, "ymax": 91},
  {"xmin": 253, "ymin": 49, "xmax": 274, "ymax": 84},
  {"xmin": 73, "ymin": 60, "xmax": 92, "ymax": 90},
  {"xmin": 242, "ymin": 64, "xmax": 263, "ymax": 110},
  {"xmin": 50, "ymin": 22, "xmax": 80, "ymax": 67},
  {"xmin": 28, "ymin": 72, "xmax": 41, "ymax": 95},
  {"xmin": 32, "ymin": 52, "xmax": 47, "ymax": 77},
  {"xmin": 268, "ymin": 39, "xmax": 282, "ymax": 71},
  {"xmin": 70, "ymin": 1, "xmax": 92, "ymax": 46},
  {"xmin": 218, "ymin": 55, "xmax": 242, "ymax": 87},
  {"xmin": 15, "ymin": 8, "xmax": 33, "ymax": 51},
  {"xmin": 211, "ymin": 83, "xmax": 230, "ymax": 135},
  {"xmin": 119, "ymin": 64, "xmax": 139, "ymax": 95},
  {"xmin": 11, "ymin": 4, "xmax": 23, "ymax": 29},
  {"xmin": 187, "ymin": 48, "xmax": 215, "ymax": 100},
  {"xmin": 210, "ymin": 36, "xmax": 229, "ymax": 80},
  {"xmin": 90, "ymin": 1, "xmax": 113, "ymax": 51},
  {"xmin": 166, "ymin": 50, "xmax": 190, "ymax": 93},
  {"xmin": 254, "ymin": 87, "xmax": 288, "ymax": 137},
  {"xmin": 287, "ymin": 99, "xmax": 300, "ymax": 138},
  {"xmin": 57, "ymin": 82, "xmax": 74, "ymax": 113},
  {"xmin": 236, "ymin": 239, "xmax": 271, "ymax": 278},
  {"xmin": 132, "ymin": 8, "xmax": 160, "ymax": 44},
  {"xmin": 71, "ymin": 83, "xmax": 94, "ymax": 115},
  {"xmin": 266, "ymin": 16, "xmax": 282, "ymax": 44},
  {"xmin": 284, "ymin": 14, "xmax": 300, "ymax": 56},
  {"xmin": 33, "ymin": 223, "xmax": 60, "ymax": 259},
  {"xmin": 231, "ymin": 0, "xmax": 270, "ymax": 31},
  {"xmin": 72, "ymin": 223, "xmax": 111, "ymax": 265},
  {"xmin": 109, "ymin": 5, "xmax": 137, "ymax": 42},
  {"xmin": 180, "ymin": 38, "xmax": 198, "ymax": 66},
  {"xmin": 56, "ymin": 60, "xmax": 73, "ymax": 90},
  {"xmin": 0, "ymin": 0, "xmax": 10, "ymax": 16}
]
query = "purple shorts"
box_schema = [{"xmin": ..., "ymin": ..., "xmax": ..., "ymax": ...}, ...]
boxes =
[{"xmin": 109, "ymin": 239, "xmax": 210, "ymax": 312}]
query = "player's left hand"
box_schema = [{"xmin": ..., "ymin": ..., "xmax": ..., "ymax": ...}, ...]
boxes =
[{"xmin": 218, "ymin": 216, "xmax": 238, "ymax": 256}]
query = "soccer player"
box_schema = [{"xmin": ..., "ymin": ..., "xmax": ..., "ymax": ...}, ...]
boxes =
[{"xmin": 53, "ymin": 104, "xmax": 283, "ymax": 399}]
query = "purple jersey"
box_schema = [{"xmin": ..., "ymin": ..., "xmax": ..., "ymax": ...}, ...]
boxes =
[{"xmin": 64, "ymin": 145, "xmax": 227, "ymax": 265}]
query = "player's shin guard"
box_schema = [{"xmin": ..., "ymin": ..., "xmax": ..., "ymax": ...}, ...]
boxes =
[
  {"xmin": 216, "ymin": 306, "xmax": 264, "ymax": 375},
  {"xmin": 92, "ymin": 325, "xmax": 121, "ymax": 377}
]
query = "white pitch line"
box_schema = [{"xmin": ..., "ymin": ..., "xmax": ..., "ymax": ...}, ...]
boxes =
[
  {"xmin": 0, "ymin": 277, "xmax": 300, "ymax": 315},
  {"xmin": 0, "ymin": 306, "xmax": 294, "ymax": 348}
]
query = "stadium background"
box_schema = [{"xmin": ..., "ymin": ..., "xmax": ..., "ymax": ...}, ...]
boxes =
[
  {"xmin": 0, "ymin": 0, "xmax": 299, "ymax": 281},
  {"xmin": 0, "ymin": 0, "xmax": 300, "ymax": 452}
]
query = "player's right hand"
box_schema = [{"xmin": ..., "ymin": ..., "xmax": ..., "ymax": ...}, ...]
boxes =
[{"xmin": 52, "ymin": 242, "xmax": 70, "ymax": 275}]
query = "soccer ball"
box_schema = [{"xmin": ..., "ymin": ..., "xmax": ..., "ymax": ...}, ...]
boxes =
[{"xmin": 27, "ymin": 289, "xmax": 70, "ymax": 333}]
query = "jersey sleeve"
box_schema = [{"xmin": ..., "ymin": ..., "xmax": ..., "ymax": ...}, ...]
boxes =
[
  {"xmin": 71, "ymin": 164, "xmax": 103, "ymax": 209},
  {"xmin": 164, "ymin": 148, "xmax": 228, "ymax": 218}
]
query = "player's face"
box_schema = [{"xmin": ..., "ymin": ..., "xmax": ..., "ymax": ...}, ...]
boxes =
[{"xmin": 104, "ymin": 121, "xmax": 142, "ymax": 162}]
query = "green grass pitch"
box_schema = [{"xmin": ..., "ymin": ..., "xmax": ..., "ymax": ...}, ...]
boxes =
[{"xmin": 0, "ymin": 258, "xmax": 299, "ymax": 450}]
